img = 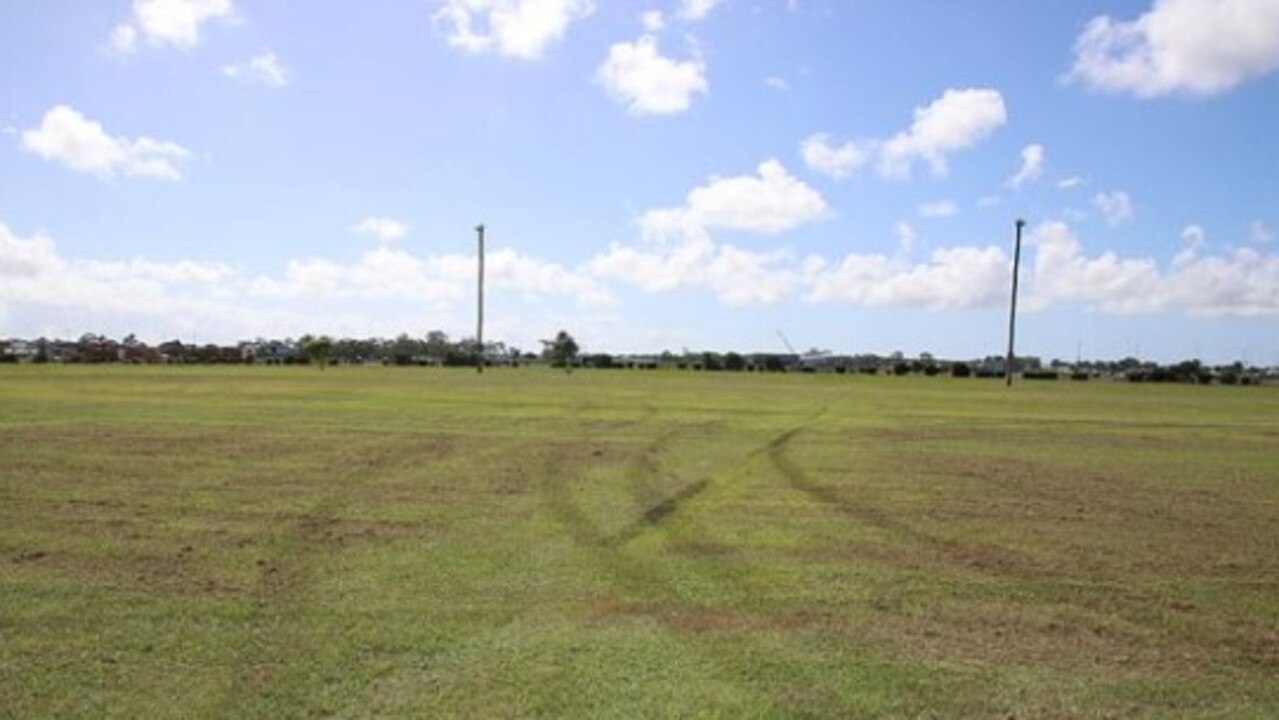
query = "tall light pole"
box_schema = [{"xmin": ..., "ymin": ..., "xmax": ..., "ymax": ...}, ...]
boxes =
[
  {"xmin": 476, "ymin": 223, "xmax": 485, "ymax": 375},
  {"xmin": 1006, "ymin": 219, "xmax": 1025, "ymax": 387}
]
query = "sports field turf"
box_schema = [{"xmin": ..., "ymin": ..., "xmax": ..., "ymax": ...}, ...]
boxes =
[{"xmin": 2, "ymin": 365, "xmax": 1277, "ymax": 718}]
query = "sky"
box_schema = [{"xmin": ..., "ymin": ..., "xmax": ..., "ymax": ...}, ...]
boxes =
[{"xmin": 2, "ymin": 0, "xmax": 1278, "ymax": 363}]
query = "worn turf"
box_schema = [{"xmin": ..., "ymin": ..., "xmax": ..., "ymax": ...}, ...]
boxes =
[{"xmin": 2, "ymin": 365, "xmax": 1277, "ymax": 718}]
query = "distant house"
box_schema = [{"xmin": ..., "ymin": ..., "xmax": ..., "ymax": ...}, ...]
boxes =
[
  {"xmin": 241, "ymin": 339, "xmax": 298, "ymax": 363},
  {"xmin": 2, "ymin": 339, "xmax": 37, "ymax": 361}
]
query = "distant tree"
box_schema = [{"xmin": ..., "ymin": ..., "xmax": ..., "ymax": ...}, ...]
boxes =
[
  {"xmin": 542, "ymin": 330, "xmax": 580, "ymax": 370},
  {"xmin": 723, "ymin": 352, "xmax": 746, "ymax": 371},
  {"xmin": 158, "ymin": 339, "xmax": 186, "ymax": 363},
  {"xmin": 389, "ymin": 333, "xmax": 421, "ymax": 366},
  {"xmin": 424, "ymin": 331, "xmax": 451, "ymax": 365},
  {"xmin": 1172, "ymin": 359, "xmax": 1202, "ymax": 383},
  {"xmin": 445, "ymin": 337, "xmax": 481, "ymax": 367},
  {"xmin": 299, "ymin": 334, "xmax": 334, "ymax": 370}
]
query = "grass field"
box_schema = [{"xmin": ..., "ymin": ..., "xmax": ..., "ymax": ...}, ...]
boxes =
[{"xmin": 2, "ymin": 365, "xmax": 1277, "ymax": 718}]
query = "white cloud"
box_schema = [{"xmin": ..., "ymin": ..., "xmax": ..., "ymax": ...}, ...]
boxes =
[
  {"xmin": 433, "ymin": 0, "xmax": 595, "ymax": 60},
  {"xmin": 801, "ymin": 88, "xmax": 1006, "ymax": 181},
  {"xmin": 643, "ymin": 159, "xmax": 827, "ymax": 235},
  {"xmin": 877, "ymin": 88, "xmax": 1007, "ymax": 178},
  {"xmin": 20, "ymin": 105, "xmax": 192, "ymax": 181},
  {"xmin": 763, "ymin": 76, "xmax": 790, "ymax": 92},
  {"xmin": 799, "ymin": 133, "xmax": 869, "ymax": 179},
  {"xmin": 596, "ymin": 35, "xmax": 707, "ymax": 115},
  {"xmin": 1068, "ymin": 0, "xmax": 1279, "ymax": 98},
  {"xmin": 1180, "ymin": 223, "xmax": 1206, "ymax": 251},
  {"xmin": 1057, "ymin": 176, "xmax": 1085, "ymax": 189},
  {"xmin": 252, "ymin": 245, "xmax": 613, "ymax": 307},
  {"xmin": 918, "ymin": 200, "xmax": 957, "ymax": 218},
  {"xmin": 641, "ymin": 10, "xmax": 664, "ymax": 31},
  {"xmin": 1030, "ymin": 221, "xmax": 1163, "ymax": 312},
  {"xmin": 588, "ymin": 224, "xmax": 797, "ymax": 306},
  {"xmin": 0, "ymin": 220, "xmax": 611, "ymax": 344},
  {"xmin": 679, "ymin": 0, "xmax": 725, "ymax": 22},
  {"xmin": 1251, "ymin": 220, "xmax": 1275, "ymax": 244},
  {"xmin": 1029, "ymin": 221, "xmax": 1279, "ymax": 316},
  {"xmin": 1009, "ymin": 143, "xmax": 1044, "ymax": 188},
  {"xmin": 111, "ymin": 0, "xmax": 235, "ymax": 53},
  {"xmin": 977, "ymin": 194, "xmax": 1002, "ymax": 208},
  {"xmin": 806, "ymin": 245, "xmax": 1010, "ymax": 309},
  {"xmin": 110, "ymin": 24, "xmax": 139, "ymax": 54},
  {"xmin": 350, "ymin": 217, "xmax": 409, "ymax": 243},
  {"xmin": 894, "ymin": 222, "xmax": 918, "ymax": 256},
  {"xmin": 1093, "ymin": 191, "xmax": 1135, "ymax": 226},
  {"xmin": 222, "ymin": 51, "xmax": 290, "ymax": 87},
  {"xmin": 586, "ymin": 160, "xmax": 823, "ymax": 305},
  {"xmin": 0, "ymin": 224, "xmax": 63, "ymax": 278}
]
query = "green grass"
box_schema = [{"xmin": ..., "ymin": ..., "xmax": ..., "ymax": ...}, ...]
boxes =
[{"xmin": 2, "ymin": 365, "xmax": 1277, "ymax": 718}]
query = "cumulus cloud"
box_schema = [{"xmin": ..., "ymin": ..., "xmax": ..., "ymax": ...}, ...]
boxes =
[
  {"xmin": 641, "ymin": 10, "xmax": 664, "ymax": 31},
  {"xmin": 222, "ymin": 51, "xmax": 290, "ymax": 87},
  {"xmin": 764, "ymin": 76, "xmax": 790, "ymax": 92},
  {"xmin": 589, "ymin": 232, "xmax": 797, "ymax": 306},
  {"xmin": 642, "ymin": 159, "xmax": 827, "ymax": 235},
  {"xmin": 799, "ymin": 133, "xmax": 869, "ymax": 179},
  {"xmin": 433, "ymin": 0, "xmax": 595, "ymax": 60},
  {"xmin": 806, "ymin": 246, "xmax": 1010, "ymax": 309},
  {"xmin": 1093, "ymin": 191, "xmax": 1135, "ymax": 226},
  {"xmin": 350, "ymin": 216, "xmax": 409, "ymax": 243},
  {"xmin": 1068, "ymin": 0, "xmax": 1279, "ymax": 98},
  {"xmin": 918, "ymin": 200, "xmax": 958, "ymax": 218},
  {"xmin": 586, "ymin": 160, "xmax": 824, "ymax": 305},
  {"xmin": 585, "ymin": 162, "xmax": 1279, "ymax": 316},
  {"xmin": 0, "ymin": 224, "xmax": 63, "ymax": 278},
  {"xmin": 21, "ymin": 105, "xmax": 192, "ymax": 181},
  {"xmin": 1009, "ymin": 143, "xmax": 1044, "ymax": 188},
  {"xmin": 596, "ymin": 35, "xmax": 707, "ymax": 115},
  {"xmin": 251, "ymin": 245, "xmax": 611, "ymax": 306},
  {"xmin": 1058, "ymin": 176, "xmax": 1085, "ymax": 189},
  {"xmin": 1030, "ymin": 221, "xmax": 1279, "ymax": 316},
  {"xmin": 877, "ymin": 88, "xmax": 1007, "ymax": 178},
  {"xmin": 110, "ymin": 0, "xmax": 235, "ymax": 53},
  {"xmin": 804, "ymin": 88, "xmax": 1007, "ymax": 181},
  {"xmin": 0, "ymin": 220, "xmax": 611, "ymax": 343},
  {"xmin": 679, "ymin": 0, "xmax": 725, "ymax": 22}
]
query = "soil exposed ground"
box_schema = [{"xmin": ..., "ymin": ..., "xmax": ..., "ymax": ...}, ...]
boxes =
[{"xmin": 2, "ymin": 365, "xmax": 1277, "ymax": 718}]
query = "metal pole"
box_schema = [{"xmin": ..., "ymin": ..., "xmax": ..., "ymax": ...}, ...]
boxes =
[
  {"xmin": 1006, "ymin": 219, "xmax": 1025, "ymax": 387},
  {"xmin": 476, "ymin": 223, "xmax": 485, "ymax": 374}
]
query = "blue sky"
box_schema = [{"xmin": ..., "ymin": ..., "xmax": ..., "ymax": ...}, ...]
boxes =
[{"xmin": 2, "ymin": 0, "xmax": 1277, "ymax": 363}]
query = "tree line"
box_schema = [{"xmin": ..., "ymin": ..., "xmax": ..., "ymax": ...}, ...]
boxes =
[
  {"xmin": 0, "ymin": 331, "xmax": 1271, "ymax": 385},
  {"xmin": 0, "ymin": 330, "xmax": 578, "ymax": 368}
]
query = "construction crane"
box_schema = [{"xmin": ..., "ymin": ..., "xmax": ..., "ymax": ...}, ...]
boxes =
[{"xmin": 776, "ymin": 330, "xmax": 797, "ymax": 356}]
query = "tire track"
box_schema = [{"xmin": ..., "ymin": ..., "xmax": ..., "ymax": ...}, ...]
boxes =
[{"xmin": 768, "ymin": 425, "xmax": 1055, "ymax": 580}]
